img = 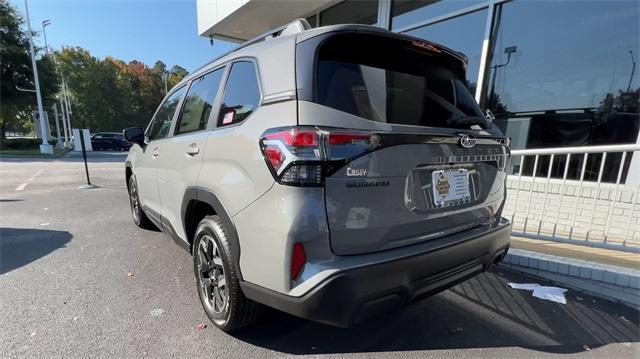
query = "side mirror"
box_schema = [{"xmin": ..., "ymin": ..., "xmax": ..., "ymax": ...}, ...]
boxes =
[{"xmin": 123, "ymin": 127, "xmax": 145, "ymax": 147}]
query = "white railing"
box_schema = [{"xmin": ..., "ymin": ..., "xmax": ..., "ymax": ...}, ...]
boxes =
[{"xmin": 504, "ymin": 144, "xmax": 640, "ymax": 253}]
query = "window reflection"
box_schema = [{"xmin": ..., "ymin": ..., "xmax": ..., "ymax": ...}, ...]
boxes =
[
  {"xmin": 391, "ymin": 0, "xmax": 483, "ymax": 30},
  {"xmin": 320, "ymin": 0, "xmax": 378, "ymax": 26},
  {"xmin": 404, "ymin": 9, "xmax": 487, "ymax": 87},
  {"xmin": 488, "ymin": 0, "xmax": 639, "ymax": 183},
  {"xmin": 487, "ymin": 0, "xmax": 640, "ymax": 146}
]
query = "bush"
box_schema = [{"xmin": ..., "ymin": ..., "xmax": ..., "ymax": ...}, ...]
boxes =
[{"xmin": 0, "ymin": 138, "xmax": 56, "ymax": 150}]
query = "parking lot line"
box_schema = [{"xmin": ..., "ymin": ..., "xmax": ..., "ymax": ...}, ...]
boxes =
[{"xmin": 15, "ymin": 168, "xmax": 43, "ymax": 191}]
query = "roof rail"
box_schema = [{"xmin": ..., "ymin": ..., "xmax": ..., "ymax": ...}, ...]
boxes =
[
  {"xmin": 190, "ymin": 19, "xmax": 311, "ymax": 76},
  {"xmin": 242, "ymin": 18, "xmax": 311, "ymax": 48}
]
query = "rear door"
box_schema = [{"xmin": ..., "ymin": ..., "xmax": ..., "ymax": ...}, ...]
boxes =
[
  {"xmin": 157, "ymin": 67, "xmax": 225, "ymax": 241},
  {"xmin": 297, "ymin": 31, "xmax": 510, "ymax": 255}
]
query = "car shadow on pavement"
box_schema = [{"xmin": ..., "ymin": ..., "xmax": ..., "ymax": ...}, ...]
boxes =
[
  {"xmin": 0, "ymin": 228, "xmax": 72, "ymax": 275},
  {"xmin": 232, "ymin": 269, "xmax": 639, "ymax": 355}
]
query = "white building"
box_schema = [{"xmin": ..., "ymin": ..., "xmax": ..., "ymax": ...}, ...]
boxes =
[{"xmin": 197, "ymin": 0, "xmax": 640, "ymax": 246}]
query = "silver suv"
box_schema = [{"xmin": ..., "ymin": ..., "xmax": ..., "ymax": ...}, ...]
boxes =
[{"xmin": 124, "ymin": 20, "xmax": 511, "ymax": 331}]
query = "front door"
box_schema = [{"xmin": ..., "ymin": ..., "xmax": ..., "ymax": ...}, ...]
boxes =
[{"xmin": 137, "ymin": 86, "xmax": 186, "ymax": 219}]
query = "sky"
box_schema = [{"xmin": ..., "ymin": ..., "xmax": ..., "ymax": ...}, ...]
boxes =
[{"xmin": 9, "ymin": 0, "xmax": 233, "ymax": 72}]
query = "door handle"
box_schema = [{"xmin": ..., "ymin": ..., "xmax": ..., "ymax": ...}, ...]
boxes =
[{"xmin": 186, "ymin": 143, "xmax": 200, "ymax": 156}]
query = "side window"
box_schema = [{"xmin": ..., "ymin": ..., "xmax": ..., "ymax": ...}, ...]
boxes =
[
  {"xmin": 147, "ymin": 86, "xmax": 186, "ymax": 141},
  {"xmin": 217, "ymin": 61, "xmax": 261, "ymax": 127},
  {"xmin": 175, "ymin": 68, "xmax": 224, "ymax": 135}
]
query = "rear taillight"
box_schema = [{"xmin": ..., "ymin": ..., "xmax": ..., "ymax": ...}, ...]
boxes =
[{"xmin": 259, "ymin": 127, "xmax": 380, "ymax": 186}]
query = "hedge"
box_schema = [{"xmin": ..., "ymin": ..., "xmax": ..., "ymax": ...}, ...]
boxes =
[{"xmin": 0, "ymin": 138, "xmax": 57, "ymax": 150}]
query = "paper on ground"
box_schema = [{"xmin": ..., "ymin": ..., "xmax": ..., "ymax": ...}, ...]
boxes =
[
  {"xmin": 508, "ymin": 282, "xmax": 568, "ymax": 304},
  {"xmin": 508, "ymin": 283, "xmax": 540, "ymax": 290},
  {"xmin": 532, "ymin": 286, "xmax": 567, "ymax": 304}
]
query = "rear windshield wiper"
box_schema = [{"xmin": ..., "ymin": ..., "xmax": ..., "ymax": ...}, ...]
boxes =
[{"xmin": 447, "ymin": 115, "xmax": 487, "ymax": 128}]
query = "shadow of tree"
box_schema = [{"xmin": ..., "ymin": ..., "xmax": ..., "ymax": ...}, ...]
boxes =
[{"xmin": 0, "ymin": 227, "xmax": 72, "ymax": 274}]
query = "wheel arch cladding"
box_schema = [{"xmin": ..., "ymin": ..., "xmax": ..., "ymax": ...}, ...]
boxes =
[{"xmin": 182, "ymin": 187, "xmax": 243, "ymax": 280}]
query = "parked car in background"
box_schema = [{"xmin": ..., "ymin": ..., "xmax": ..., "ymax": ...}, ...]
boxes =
[
  {"xmin": 124, "ymin": 20, "xmax": 511, "ymax": 332},
  {"xmin": 91, "ymin": 132, "xmax": 131, "ymax": 151}
]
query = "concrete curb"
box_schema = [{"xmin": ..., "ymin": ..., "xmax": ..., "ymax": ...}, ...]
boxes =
[{"xmin": 499, "ymin": 248, "xmax": 640, "ymax": 309}]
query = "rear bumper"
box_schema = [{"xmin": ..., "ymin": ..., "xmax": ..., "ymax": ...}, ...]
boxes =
[{"xmin": 241, "ymin": 221, "xmax": 511, "ymax": 327}]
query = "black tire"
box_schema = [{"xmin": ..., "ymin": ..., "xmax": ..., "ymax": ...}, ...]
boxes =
[
  {"xmin": 127, "ymin": 175, "xmax": 154, "ymax": 229},
  {"xmin": 193, "ymin": 215, "xmax": 262, "ymax": 332}
]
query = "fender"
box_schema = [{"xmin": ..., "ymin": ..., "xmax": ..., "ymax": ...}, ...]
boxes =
[{"xmin": 182, "ymin": 187, "xmax": 243, "ymax": 280}]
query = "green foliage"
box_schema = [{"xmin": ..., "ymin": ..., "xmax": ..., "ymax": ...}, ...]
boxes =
[
  {"xmin": 1, "ymin": 0, "xmax": 189, "ymax": 138},
  {"xmin": 0, "ymin": 137, "xmax": 55, "ymax": 150},
  {"xmin": 1, "ymin": 0, "xmax": 59, "ymax": 140},
  {"xmin": 55, "ymin": 49, "xmax": 188, "ymax": 132}
]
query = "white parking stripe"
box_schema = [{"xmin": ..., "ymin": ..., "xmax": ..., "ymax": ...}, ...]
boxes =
[{"xmin": 15, "ymin": 169, "xmax": 44, "ymax": 191}]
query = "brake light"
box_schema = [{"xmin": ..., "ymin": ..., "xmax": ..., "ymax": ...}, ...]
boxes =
[
  {"xmin": 259, "ymin": 127, "xmax": 380, "ymax": 186},
  {"xmin": 291, "ymin": 243, "xmax": 306, "ymax": 281}
]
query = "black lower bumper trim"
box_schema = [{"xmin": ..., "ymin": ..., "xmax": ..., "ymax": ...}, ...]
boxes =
[{"xmin": 241, "ymin": 223, "xmax": 511, "ymax": 327}]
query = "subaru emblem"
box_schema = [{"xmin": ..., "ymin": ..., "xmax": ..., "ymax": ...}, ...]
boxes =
[{"xmin": 459, "ymin": 134, "xmax": 476, "ymax": 148}]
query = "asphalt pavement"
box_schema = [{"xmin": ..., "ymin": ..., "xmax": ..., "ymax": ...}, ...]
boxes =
[{"xmin": 0, "ymin": 151, "xmax": 638, "ymax": 358}]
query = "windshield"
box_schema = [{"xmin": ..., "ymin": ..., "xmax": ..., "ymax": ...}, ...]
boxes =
[{"xmin": 314, "ymin": 33, "xmax": 485, "ymax": 129}]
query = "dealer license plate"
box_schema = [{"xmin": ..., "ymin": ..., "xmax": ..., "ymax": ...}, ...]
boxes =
[{"xmin": 431, "ymin": 169, "xmax": 471, "ymax": 206}]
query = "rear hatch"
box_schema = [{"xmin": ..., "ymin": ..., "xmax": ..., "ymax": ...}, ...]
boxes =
[{"xmin": 295, "ymin": 30, "xmax": 510, "ymax": 255}]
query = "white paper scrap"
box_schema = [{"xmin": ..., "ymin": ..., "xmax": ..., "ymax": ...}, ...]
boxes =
[
  {"xmin": 532, "ymin": 286, "xmax": 568, "ymax": 304},
  {"xmin": 508, "ymin": 282, "xmax": 568, "ymax": 304},
  {"xmin": 508, "ymin": 283, "xmax": 540, "ymax": 290}
]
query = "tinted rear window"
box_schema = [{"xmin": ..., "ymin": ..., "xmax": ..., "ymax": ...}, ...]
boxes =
[{"xmin": 315, "ymin": 33, "xmax": 485, "ymax": 129}]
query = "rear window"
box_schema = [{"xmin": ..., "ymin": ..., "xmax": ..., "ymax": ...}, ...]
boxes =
[{"xmin": 315, "ymin": 33, "xmax": 485, "ymax": 129}]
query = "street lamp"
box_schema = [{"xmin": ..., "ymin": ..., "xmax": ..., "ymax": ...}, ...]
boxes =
[
  {"xmin": 489, "ymin": 45, "xmax": 518, "ymax": 106},
  {"xmin": 24, "ymin": 0, "xmax": 53, "ymax": 154},
  {"xmin": 163, "ymin": 72, "xmax": 168, "ymax": 94},
  {"xmin": 42, "ymin": 19, "xmax": 51, "ymax": 52},
  {"xmin": 42, "ymin": 19, "xmax": 74, "ymax": 147},
  {"xmin": 42, "ymin": 19, "xmax": 64, "ymax": 148}
]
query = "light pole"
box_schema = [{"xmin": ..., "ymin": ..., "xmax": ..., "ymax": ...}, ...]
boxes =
[
  {"xmin": 42, "ymin": 19, "xmax": 51, "ymax": 52},
  {"xmin": 52, "ymin": 103, "xmax": 63, "ymax": 148},
  {"xmin": 42, "ymin": 19, "xmax": 74, "ymax": 147},
  {"xmin": 163, "ymin": 72, "xmax": 168, "ymax": 94},
  {"xmin": 24, "ymin": 0, "xmax": 53, "ymax": 154},
  {"xmin": 59, "ymin": 97, "xmax": 69, "ymax": 144},
  {"xmin": 42, "ymin": 19, "xmax": 63, "ymax": 148},
  {"xmin": 488, "ymin": 45, "xmax": 517, "ymax": 109}
]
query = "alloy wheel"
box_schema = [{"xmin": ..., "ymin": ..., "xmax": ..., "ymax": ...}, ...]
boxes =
[
  {"xmin": 196, "ymin": 234, "xmax": 228, "ymax": 314},
  {"xmin": 128, "ymin": 178, "xmax": 140, "ymax": 223}
]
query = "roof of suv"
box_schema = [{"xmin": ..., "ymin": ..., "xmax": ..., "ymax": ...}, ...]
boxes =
[{"xmin": 177, "ymin": 22, "xmax": 467, "ymax": 93}]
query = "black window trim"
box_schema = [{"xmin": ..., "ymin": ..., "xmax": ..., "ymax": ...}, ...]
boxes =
[
  {"xmin": 145, "ymin": 84, "xmax": 188, "ymax": 144},
  {"xmin": 212, "ymin": 57, "xmax": 263, "ymax": 131},
  {"xmin": 171, "ymin": 64, "xmax": 228, "ymax": 138}
]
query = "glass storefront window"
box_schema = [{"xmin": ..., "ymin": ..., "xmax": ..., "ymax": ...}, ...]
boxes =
[
  {"xmin": 305, "ymin": 14, "xmax": 318, "ymax": 28},
  {"xmin": 488, "ymin": 0, "xmax": 640, "ymax": 182},
  {"xmin": 404, "ymin": 9, "xmax": 487, "ymax": 88},
  {"xmin": 391, "ymin": 0, "xmax": 483, "ymax": 30},
  {"xmin": 320, "ymin": 0, "xmax": 379, "ymax": 26}
]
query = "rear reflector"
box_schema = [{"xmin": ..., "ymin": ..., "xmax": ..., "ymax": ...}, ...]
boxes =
[{"xmin": 291, "ymin": 243, "xmax": 306, "ymax": 280}]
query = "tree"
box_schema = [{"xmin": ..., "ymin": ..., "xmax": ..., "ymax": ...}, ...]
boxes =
[
  {"xmin": 167, "ymin": 65, "xmax": 188, "ymax": 89},
  {"xmin": 56, "ymin": 47, "xmax": 188, "ymax": 132},
  {"xmin": 2, "ymin": 0, "xmax": 190, "ymax": 137},
  {"xmin": 0, "ymin": 0, "xmax": 59, "ymax": 143}
]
